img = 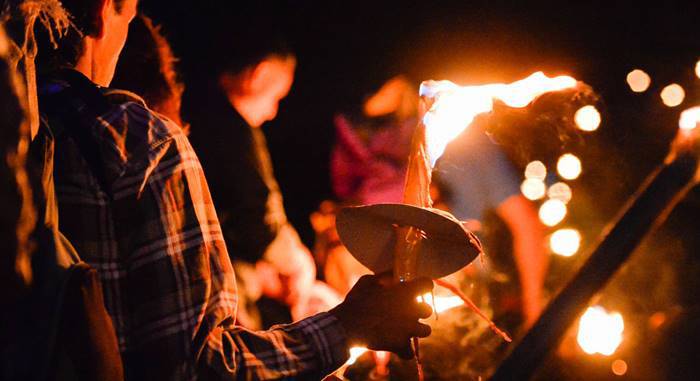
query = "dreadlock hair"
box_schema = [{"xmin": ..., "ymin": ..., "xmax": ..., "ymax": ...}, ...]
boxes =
[
  {"xmin": 0, "ymin": 24, "xmax": 36, "ymax": 290},
  {"xmin": 33, "ymin": 0, "xmax": 127, "ymax": 72}
]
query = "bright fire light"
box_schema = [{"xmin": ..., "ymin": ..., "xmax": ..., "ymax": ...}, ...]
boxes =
[
  {"xmin": 695, "ymin": 60, "xmax": 700, "ymax": 79},
  {"xmin": 521, "ymin": 179, "xmax": 546, "ymax": 200},
  {"xmin": 539, "ymin": 199, "xmax": 567, "ymax": 227},
  {"xmin": 346, "ymin": 346, "xmax": 368, "ymax": 366},
  {"xmin": 660, "ymin": 84, "xmax": 685, "ymax": 107},
  {"xmin": 550, "ymin": 228, "xmax": 581, "ymax": 257},
  {"xmin": 679, "ymin": 106, "xmax": 700, "ymax": 131},
  {"xmin": 577, "ymin": 306, "xmax": 624, "ymax": 356},
  {"xmin": 626, "ymin": 69, "xmax": 651, "ymax": 93},
  {"xmin": 419, "ymin": 293, "xmax": 464, "ymax": 313},
  {"xmin": 575, "ymin": 105, "xmax": 601, "ymax": 132},
  {"xmin": 557, "ymin": 153, "xmax": 582, "ymax": 180},
  {"xmin": 420, "ymin": 72, "xmax": 578, "ymax": 165},
  {"xmin": 548, "ymin": 182, "xmax": 572, "ymax": 203}
]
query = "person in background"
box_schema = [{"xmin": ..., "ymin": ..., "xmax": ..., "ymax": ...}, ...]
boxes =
[
  {"xmin": 330, "ymin": 74, "xmax": 547, "ymax": 328},
  {"xmin": 434, "ymin": 123, "xmax": 548, "ymax": 327},
  {"xmin": 27, "ymin": 0, "xmax": 433, "ymax": 378},
  {"xmin": 111, "ymin": 13, "xmax": 185, "ymax": 128},
  {"xmin": 184, "ymin": 12, "xmax": 338, "ymax": 329}
]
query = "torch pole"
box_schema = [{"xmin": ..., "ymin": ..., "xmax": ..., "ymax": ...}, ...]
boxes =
[{"xmin": 491, "ymin": 144, "xmax": 699, "ymax": 380}]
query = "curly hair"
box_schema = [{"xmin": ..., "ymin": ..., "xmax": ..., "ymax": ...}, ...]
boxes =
[{"xmin": 111, "ymin": 14, "xmax": 184, "ymax": 124}]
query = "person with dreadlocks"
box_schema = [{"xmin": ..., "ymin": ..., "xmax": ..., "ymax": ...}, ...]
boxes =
[
  {"xmin": 19, "ymin": 0, "xmax": 434, "ymax": 379},
  {"xmin": 0, "ymin": 19, "xmax": 123, "ymax": 380}
]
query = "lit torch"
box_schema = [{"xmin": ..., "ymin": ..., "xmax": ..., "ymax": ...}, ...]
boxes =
[
  {"xmin": 492, "ymin": 105, "xmax": 700, "ymax": 380},
  {"xmin": 337, "ymin": 72, "xmax": 582, "ymax": 378}
]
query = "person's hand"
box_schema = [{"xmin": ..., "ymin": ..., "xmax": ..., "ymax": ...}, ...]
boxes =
[{"xmin": 329, "ymin": 274, "xmax": 433, "ymax": 359}]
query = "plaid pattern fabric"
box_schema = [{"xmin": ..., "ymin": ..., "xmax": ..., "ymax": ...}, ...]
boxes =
[{"xmin": 39, "ymin": 70, "xmax": 348, "ymax": 380}]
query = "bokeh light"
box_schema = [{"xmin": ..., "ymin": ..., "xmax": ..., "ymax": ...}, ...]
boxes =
[
  {"xmin": 550, "ymin": 228, "xmax": 581, "ymax": 257},
  {"xmin": 548, "ymin": 182, "xmax": 573, "ymax": 203},
  {"xmin": 612, "ymin": 359, "xmax": 628, "ymax": 376},
  {"xmin": 660, "ymin": 84, "xmax": 685, "ymax": 107},
  {"xmin": 695, "ymin": 60, "xmax": 700, "ymax": 79},
  {"xmin": 679, "ymin": 106, "xmax": 700, "ymax": 131},
  {"xmin": 539, "ymin": 199, "xmax": 567, "ymax": 227},
  {"xmin": 626, "ymin": 69, "xmax": 651, "ymax": 93},
  {"xmin": 575, "ymin": 105, "xmax": 601, "ymax": 131},
  {"xmin": 521, "ymin": 179, "xmax": 546, "ymax": 200},
  {"xmin": 557, "ymin": 153, "xmax": 582, "ymax": 180},
  {"xmin": 577, "ymin": 306, "xmax": 624, "ymax": 356},
  {"xmin": 524, "ymin": 160, "xmax": 547, "ymax": 180}
]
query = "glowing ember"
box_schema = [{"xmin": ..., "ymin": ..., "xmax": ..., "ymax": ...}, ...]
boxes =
[
  {"xmin": 577, "ymin": 306, "xmax": 624, "ymax": 356},
  {"xmin": 525, "ymin": 160, "xmax": 547, "ymax": 180},
  {"xmin": 419, "ymin": 293, "xmax": 464, "ymax": 313},
  {"xmin": 549, "ymin": 228, "xmax": 581, "ymax": 257},
  {"xmin": 661, "ymin": 84, "xmax": 685, "ymax": 108},
  {"xmin": 679, "ymin": 106, "xmax": 700, "ymax": 131},
  {"xmin": 612, "ymin": 359, "xmax": 628, "ymax": 376},
  {"xmin": 626, "ymin": 69, "xmax": 651, "ymax": 93},
  {"xmin": 420, "ymin": 72, "xmax": 578, "ymax": 165},
  {"xmin": 547, "ymin": 182, "xmax": 572, "ymax": 203},
  {"xmin": 521, "ymin": 179, "xmax": 546, "ymax": 200},
  {"xmin": 575, "ymin": 105, "xmax": 601, "ymax": 132},
  {"xmin": 539, "ymin": 199, "xmax": 567, "ymax": 226},
  {"xmin": 557, "ymin": 153, "xmax": 582, "ymax": 180},
  {"xmin": 346, "ymin": 346, "xmax": 369, "ymax": 366}
]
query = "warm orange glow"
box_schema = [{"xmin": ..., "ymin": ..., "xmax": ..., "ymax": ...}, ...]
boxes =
[
  {"xmin": 679, "ymin": 106, "xmax": 700, "ymax": 131},
  {"xmin": 575, "ymin": 105, "xmax": 601, "ymax": 131},
  {"xmin": 539, "ymin": 199, "xmax": 567, "ymax": 227},
  {"xmin": 577, "ymin": 306, "xmax": 624, "ymax": 356},
  {"xmin": 626, "ymin": 69, "xmax": 651, "ymax": 93},
  {"xmin": 661, "ymin": 84, "xmax": 685, "ymax": 107},
  {"xmin": 550, "ymin": 228, "xmax": 581, "ymax": 257},
  {"xmin": 419, "ymin": 293, "xmax": 464, "ymax": 313},
  {"xmin": 346, "ymin": 346, "xmax": 368, "ymax": 366},
  {"xmin": 612, "ymin": 359, "xmax": 628, "ymax": 376},
  {"xmin": 521, "ymin": 179, "xmax": 546, "ymax": 201},
  {"xmin": 548, "ymin": 182, "xmax": 572, "ymax": 203},
  {"xmin": 524, "ymin": 160, "xmax": 547, "ymax": 180},
  {"xmin": 695, "ymin": 60, "xmax": 700, "ymax": 79},
  {"xmin": 420, "ymin": 72, "xmax": 578, "ymax": 164},
  {"xmin": 557, "ymin": 153, "xmax": 582, "ymax": 180}
]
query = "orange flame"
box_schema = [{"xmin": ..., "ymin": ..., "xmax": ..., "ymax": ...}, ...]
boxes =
[{"xmin": 419, "ymin": 71, "xmax": 578, "ymax": 165}]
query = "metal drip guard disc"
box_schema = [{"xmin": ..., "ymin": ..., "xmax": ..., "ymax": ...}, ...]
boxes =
[{"xmin": 336, "ymin": 203, "xmax": 482, "ymax": 279}]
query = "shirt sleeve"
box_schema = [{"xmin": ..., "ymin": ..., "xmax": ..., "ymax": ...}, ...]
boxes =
[{"xmin": 107, "ymin": 103, "xmax": 348, "ymax": 380}]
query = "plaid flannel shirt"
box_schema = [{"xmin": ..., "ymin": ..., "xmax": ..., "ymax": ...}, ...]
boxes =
[{"xmin": 38, "ymin": 70, "xmax": 348, "ymax": 380}]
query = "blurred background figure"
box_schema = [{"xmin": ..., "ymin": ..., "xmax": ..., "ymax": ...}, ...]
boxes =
[
  {"xmin": 327, "ymin": 74, "xmax": 547, "ymax": 328},
  {"xmin": 435, "ymin": 123, "xmax": 548, "ymax": 328},
  {"xmin": 183, "ymin": 9, "xmax": 339, "ymax": 329},
  {"xmin": 112, "ymin": 14, "xmax": 186, "ymax": 129}
]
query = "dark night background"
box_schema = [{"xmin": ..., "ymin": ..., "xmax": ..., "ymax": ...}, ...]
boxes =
[
  {"xmin": 141, "ymin": 1, "xmax": 699, "ymax": 379},
  {"xmin": 142, "ymin": 0, "xmax": 699, "ymax": 244}
]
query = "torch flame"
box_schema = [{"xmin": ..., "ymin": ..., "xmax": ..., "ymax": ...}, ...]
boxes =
[
  {"xmin": 419, "ymin": 72, "xmax": 578, "ymax": 165},
  {"xmin": 679, "ymin": 106, "xmax": 700, "ymax": 131}
]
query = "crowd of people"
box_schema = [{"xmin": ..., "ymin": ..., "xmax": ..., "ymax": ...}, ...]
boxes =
[{"xmin": 1, "ymin": 1, "xmax": 548, "ymax": 380}]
